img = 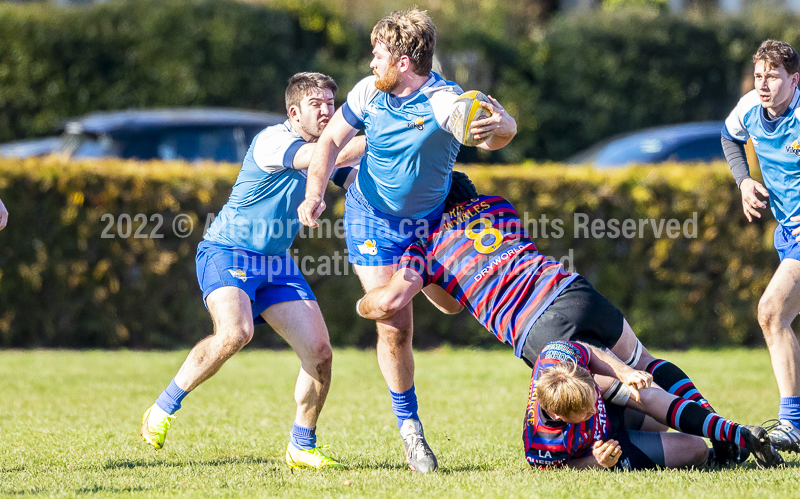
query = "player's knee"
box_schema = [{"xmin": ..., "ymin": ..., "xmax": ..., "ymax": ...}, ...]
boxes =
[
  {"xmin": 225, "ymin": 323, "xmax": 254, "ymax": 350},
  {"xmin": 376, "ymin": 294, "xmax": 407, "ymax": 317},
  {"xmin": 310, "ymin": 340, "xmax": 333, "ymax": 367},
  {"xmin": 690, "ymin": 438, "xmax": 710, "ymax": 467},
  {"xmin": 757, "ymin": 297, "xmax": 785, "ymax": 334}
]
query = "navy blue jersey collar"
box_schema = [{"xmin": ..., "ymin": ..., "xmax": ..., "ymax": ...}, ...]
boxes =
[{"xmin": 386, "ymin": 72, "xmax": 439, "ymax": 107}]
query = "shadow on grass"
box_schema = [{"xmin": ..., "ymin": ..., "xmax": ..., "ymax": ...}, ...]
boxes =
[
  {"xmin": 346, "ymin": 461, "xmax": 496, "ymax": 472},
  {"xmin": 103, "ymin": 455, "xmax": 281, "ymax": 469},
  {"xmin": 3, "ymin": 485, "xmax": 154, "ymax": 496}
]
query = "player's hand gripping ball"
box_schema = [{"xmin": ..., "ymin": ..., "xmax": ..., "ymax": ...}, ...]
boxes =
[{"xmin": 450, "ymin": 90, "xmax": 492, "ymax": 147}]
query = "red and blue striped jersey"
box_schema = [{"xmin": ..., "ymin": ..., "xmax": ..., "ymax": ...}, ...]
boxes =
[
  {"xmin": 398, "ymin": 195, "xmax": 577, "ymax": 356},
  {"xmin": 523, "ymin": 341, "xmax": 609, "ymax": 468}
]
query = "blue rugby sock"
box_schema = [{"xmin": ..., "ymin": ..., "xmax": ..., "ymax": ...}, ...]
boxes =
[
  {"xmin": 389, "ymin": 385, "xmax": 419, "ymax": 429},
  {"xmin": 290, "ymin": 422, "xmax": 317, "ymax": 450},
  {"xmin": 155, "ymin": 378, "xmax": 189, "ymax": 415},
  {"xmin": 779, "ymin": 396, "xmax": 800, "ymax": 428}
]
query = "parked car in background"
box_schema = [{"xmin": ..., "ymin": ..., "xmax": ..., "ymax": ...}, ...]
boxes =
[
  {"xmin": 567, "ymin": 121, "xmax": 726, "ymax": 167},
  {"xmin": 0, "ymin": 108, "xmax": 285, "ymax": 163}
]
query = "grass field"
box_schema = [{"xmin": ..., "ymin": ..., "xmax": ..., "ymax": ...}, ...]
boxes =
[{"xmin": 0, "ymin": 347, "xmax": 798, "ymax": 498}]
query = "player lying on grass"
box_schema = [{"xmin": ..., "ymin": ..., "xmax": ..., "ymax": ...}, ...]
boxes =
[
  {"xmin": 140, "ymin": 73, "xmax": 363, "ymax": 470},
  {"xmin": 527, "ymin": 340, "xmax": 781, "ymax": 470},
  {"xmin": 356, "ymin": 172, "xmax": 757, "ymax": 465}
]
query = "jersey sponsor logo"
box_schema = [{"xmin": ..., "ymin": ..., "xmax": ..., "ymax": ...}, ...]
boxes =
[
  {"xmin": 594, "ymin": 404, "xmax": 608, "ymax": 441},
  {"xmin": 473, "ymin": 244, "xmax": 526, "ymax": 282},
  {"xmin": 407, "ymin": 116, "xmax": 425, "ymax": 131},
  {"xmin": 525, "ymin": 454, "xmax": 560, "ymax": 465},
  {"xmin": 357, "ymin": 239, "xmax": 379, "ymax": 255},
  {"xmin": 787, "ymin": 139, "xmax": 800, "ymax": 156},
  {"xmin": 228, "ymin": 269, "xmax": 249, "ymax": 282}
]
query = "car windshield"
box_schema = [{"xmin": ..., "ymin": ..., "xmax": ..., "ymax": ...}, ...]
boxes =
[
  {"xmin": 73, "ymin": 126, "xmax": 261, "ymax": 162},
  {"xmin": 571, "ymin": 134, "xmax": 671, "ymax": 166}
]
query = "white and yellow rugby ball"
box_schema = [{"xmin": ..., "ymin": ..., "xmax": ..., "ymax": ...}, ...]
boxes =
[{"xmin": 450, "ymin": 90, "xmax": 492, "ymax": 147}]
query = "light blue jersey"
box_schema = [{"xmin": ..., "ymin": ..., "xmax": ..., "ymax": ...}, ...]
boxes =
[
  {"xmin": 723, "ymin": 88, "xmax": 800, "ymax": 227},
  {"xmin": 342, "ymin": 72, "xmax": 462, "ymax": 219},
  {"xmin": 204, "ymin": 121, "xmax": 308, "ymax": 255}
]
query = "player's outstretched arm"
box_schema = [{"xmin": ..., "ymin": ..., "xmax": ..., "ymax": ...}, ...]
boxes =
[
  {"xmin": 298, "ymin": 108, "xmax": 359, "ymax": 228},
  {"xmin": 421, "ymin": 284, "xmax": 463, "ymax": 314},
  {"xmin": 0, "ymin": 196, "xmax": 7, "ymax": 230},
  {"xmin": 582, "ymin": 343, "xmax": 652, "ymax": 402},
  {"xmin": 292, "ymin": 135, "xmax": 366, "ymax": 170},
  {"xmin": 471, "ymin": 95, "xmax": 517, "ymax": 151},
  {"xmin": 357, "ymin": 269, "xmax": 425, "ymax": 320}
]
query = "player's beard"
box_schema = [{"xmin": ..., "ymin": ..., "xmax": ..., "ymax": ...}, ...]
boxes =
[{"xmin": 374, "ymin": 63, "xmax": 402, "ymax": 94}]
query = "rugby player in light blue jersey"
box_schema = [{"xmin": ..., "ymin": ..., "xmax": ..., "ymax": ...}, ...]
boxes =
[
  {"xmin": 139, "ymin": 73, "xmax": 365, "ymax": 470},
  {"xmin": 297, "ymin": 9, "xmax": 517, "ymax": 473},
  {"xmin": 722, "ymin": 40, "xmax": 800, "ymax": 454}
]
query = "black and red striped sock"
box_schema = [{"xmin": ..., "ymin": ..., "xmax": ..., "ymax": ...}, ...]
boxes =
[
  {"xmin": 647, "ymin": 359, "xmax": 713, "ymax": 411},
  {"xmin": 666, "ymin": 398, "xmax": 745, "ymax": 447}
]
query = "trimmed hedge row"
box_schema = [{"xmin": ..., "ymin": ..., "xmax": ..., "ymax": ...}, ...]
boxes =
[
  {"xmin": 0, "ymin": 0, "xmax": 367, "ymax": 142},
  {"xmin": 0, "ymin": 158, "xmax": 781, "ymax": 349}
]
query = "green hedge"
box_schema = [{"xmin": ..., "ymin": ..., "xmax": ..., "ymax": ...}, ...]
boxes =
[
  {"xmin": 5, "ymin": 2, "xmax": 800, "ymax": 163},
  {"xmin": 0, "ymin": 158, "xmax": 782, "ymax": 350},
  {"xmin": 0, "ymin": 0, "xmax": 367, "ymax": 142}
]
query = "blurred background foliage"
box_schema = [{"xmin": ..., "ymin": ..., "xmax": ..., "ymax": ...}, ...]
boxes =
[
  {"xmin": 0, "ymin": 0, "xmax": 799, "ymax": 161},
  {"xmin": 0, "ymin": 0, "xmax": 796, "ymax": 350},
  {"xmin": 0, "ymin": 158, "xmax": 783, "ymax": 350}
]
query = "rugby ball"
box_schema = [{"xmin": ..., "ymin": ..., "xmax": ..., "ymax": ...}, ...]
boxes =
[{"xmin": 450, "ymin": 90, "xmax": 492, "ymax": 147}]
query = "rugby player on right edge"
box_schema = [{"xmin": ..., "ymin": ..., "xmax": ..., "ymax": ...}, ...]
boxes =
[
  {"xmin": 356, "ymin": 172, "xmax": 782, "ymax": 467},
  {"xmin": 722, "ymin": 39, "xmax": 800, "ymax": 454}
]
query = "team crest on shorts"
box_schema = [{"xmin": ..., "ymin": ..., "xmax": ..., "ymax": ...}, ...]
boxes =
[
  {"xmin": 407, "ymin": 116, "xmax": 425, "ymax": 131},
  {"xmin": 228, "ymin": 269, "xmax": 249, "ymax": 282},
  {"xmin": 357, "ymin": 239, "xmax": 379, "ymax": 255}
]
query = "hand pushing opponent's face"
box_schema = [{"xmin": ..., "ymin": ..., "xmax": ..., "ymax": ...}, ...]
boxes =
[
  {"xmin": 291, "ymin": 88, "xmax": 335, "ymax": 140},
  {"xmin": 754, "ymin": 59, "xmax": 800, "ymax": 118}
]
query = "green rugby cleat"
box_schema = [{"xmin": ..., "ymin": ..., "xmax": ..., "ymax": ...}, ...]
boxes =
[
  {"xmin": 140, "ymin": 404, "xmax": 176, "ymax": 450},
  {"xmin": 285, "ymin": 443, "xmax": 346, "ymax": 470}
]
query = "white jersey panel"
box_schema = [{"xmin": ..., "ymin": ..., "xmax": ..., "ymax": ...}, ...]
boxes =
[
  {"xmin": 345, "ymin": 75, "xmax": 381, "ymax": 127},
  {"xmin": 251, "ymin": 121, "xmax": 305, "ymax": 173},
  {"xmin": 723, "ymin": 90, "xmax": 761, "ymax": 143}
]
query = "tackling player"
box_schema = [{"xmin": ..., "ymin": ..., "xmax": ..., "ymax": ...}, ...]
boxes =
[
  {"xmin": 356, "ymin": 172, "xmax": 752, "ymax": 465},
  {"xmin": 0, "ymin": 196, "xmax": 7, "ymax": 230},
  {"xmin": 297, "ymin": 9, "xmax": 517, "ymax": 473},
  {"xmin": 722, "ymin": 39, "xmax": 800, "ymax": 453},
  {"xmin": 526, "ymin": 341, "xmax": 781, "ymax": 470},
  {"xmin": 139, "ymin": 73, "xmax": 364, "ymax": 469}
]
